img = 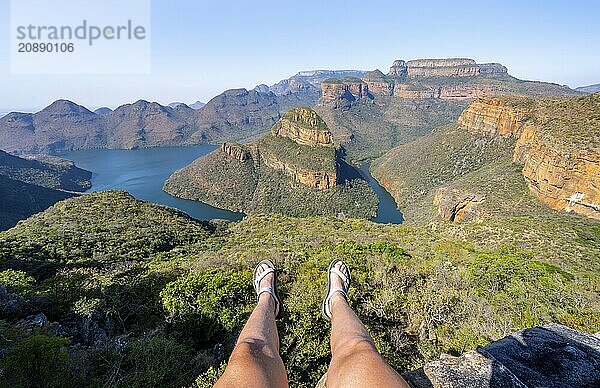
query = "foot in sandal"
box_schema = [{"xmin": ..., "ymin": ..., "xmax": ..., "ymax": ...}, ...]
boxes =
[
  {"xmin": 321, "ymin": 259, "xmax": 351, "ymax": 321},
  {"xmin": 253, "ymin": 259, "xmax": 283, "ymax": 319}
]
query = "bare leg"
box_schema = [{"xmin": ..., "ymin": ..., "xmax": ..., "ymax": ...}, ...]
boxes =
[
  {"xmin": 215, "ymin": 271, "xmax": 288, "ymax": 388},
  {"xmin": 326, "ymin": 264, "xmax": 409, "ymax": 388}
]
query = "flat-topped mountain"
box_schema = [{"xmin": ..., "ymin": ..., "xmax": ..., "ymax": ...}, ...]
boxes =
[
  {"xmin": 164, "ymin": 108, "xmax": 377, "ymax": 217},
  {"xmin": 388, "ymin": 58, "xmax": 507, "ymax": 77},
  {"xmin": 316, "ymin": 57, "xmax": 583, "ymax": 161}
]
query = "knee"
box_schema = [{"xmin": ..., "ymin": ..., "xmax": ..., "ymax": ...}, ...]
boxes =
[
  {"xmin": 230, "ymin": 340, "xmax": 266, "ymax": 363},
  {"xmin": 334, "ymin": 336, "xmax": 378, "ymax": 359},
  {"xmin": 230, "ymin": 339, "xmax": 280, "ymax": 364}
]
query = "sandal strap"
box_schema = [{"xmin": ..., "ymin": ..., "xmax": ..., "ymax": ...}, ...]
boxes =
[
  {"xmin": 330, "ymin": 267, "xmax": 350, "ymax": 288},
  {"xmin": 257, "ymin": 286, "xmax": 280, "ymax": 316},
  {"xmin": 254, "ymin": 266, "xmax": 275, "ymax": 290},
  {"xmin": 324, "ymin": 287, "xmax": 347, "ymax": 318}
]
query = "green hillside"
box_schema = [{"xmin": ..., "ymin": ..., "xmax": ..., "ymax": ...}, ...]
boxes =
[
  {"xmin": 0, "ymin": 150, "xmax": 92, "ymax": 230},
  {"xmin": 0, "ymin": 191, "xmax": 597, "ymax": 387},
  {"xmin": 0, "ymin": 175, "xmax": 75, "ymax": 231},
  {"xmin": 165, "ymin": 108, "xmax": 378, "ymax": 219}
]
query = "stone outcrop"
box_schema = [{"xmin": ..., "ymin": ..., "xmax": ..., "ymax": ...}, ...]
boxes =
[
  {"xmin": 403, "ymin": 324, "xmax": 600, "ymax": 387},
  {"xmin": 433, "ymin": 188, "xmax": 486, "ymax": 222},
  {"xmin": 362, "ymin": 70, "xmax": 395, "ymax": 96},
  {"xmin": 325, "ymin": 324, "xmax": 600, "ymax": 388},
  {"xmin": 457, "ymin": 96, "xmax": 600, "ymax": 220},
  {"xmin": 266, "ymin": 108, "xmax": 337, "ymax": 189},
  {"xmin": 457, "ymin": 98, "xmax": 523, "ymax": 137},
  {"xmin": 388, "ymin": 60, "xmax": 408, "ymax": 76},
  {"xmin": 271, "ymin": 107, "xmax": 334, "ymax": 147},
  {"xmin": 221, "ymin": 142, "xmax": 252, "ymax": 162},
  {"xmin": 214, "ymin": 109, "xmax": 339, "ymax": 191},
  {"xmin": 513, "ymin": 125, "xmax": 600, "ymax": 220},
  {"xmin": 387, "ymin": 58, "xmax": 508, "ymax": 78},
  {"xmin": 261, "ymin": 154, "xmax": 336, "ymax": 190},
  {"xmin": 320, "ymin": 78, "xmax": 371, "ymax": 108}
]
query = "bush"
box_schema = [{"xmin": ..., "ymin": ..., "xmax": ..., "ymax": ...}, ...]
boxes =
[
  {"xmin": 1, "ymin": 335, "xmax": 73, "ymax": 388},
  {"xmin": 0, "ymin": 269, "xmax": 35, "ymax": 294},
  {"xmin": 161, "ymin": 269, "xmax": 254, "ymax": 342}
]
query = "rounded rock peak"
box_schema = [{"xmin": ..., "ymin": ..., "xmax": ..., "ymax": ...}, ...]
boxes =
[{"xmin": 272, "ymin": 108, "xmax": 334, "ymax": 146}]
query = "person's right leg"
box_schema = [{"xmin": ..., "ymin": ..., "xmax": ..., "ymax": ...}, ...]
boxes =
[
  {"xmin": 215, "ymin": 263, "xmax": 288, "ymax": 388},
  {"xmin": 325, "ymin": 262, "xmax": 409, "ymax": 388}
]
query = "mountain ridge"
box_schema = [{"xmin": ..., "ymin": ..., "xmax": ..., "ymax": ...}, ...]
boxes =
[{"xmin": 0, "ymin": 58, "xmax": 584, "ymax": 158}]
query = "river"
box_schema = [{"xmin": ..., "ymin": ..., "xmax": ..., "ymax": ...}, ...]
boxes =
[{"xmin": 61, "ymin": 147, "xmax": 403, "ymax": 224}]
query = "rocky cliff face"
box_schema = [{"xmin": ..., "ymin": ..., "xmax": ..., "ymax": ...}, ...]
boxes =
[
  {"xmin": 458, "ymin": 95, "xmax": 600, "ymax": 220},
  {"xmin": 270, "ymin": 107, "xmax": 334, "ymax": 147},
  {"xmin": 387, "ymin": 58, "xmax": 508, "ymax": 78},
  {"xmin": 221, "ymin": 142, "xmax": 252, "ymax": 162},
  {"xmin": 402, "ymin": 324, "xmax": 600, "ymax": 388},
  {"xmin": 514, "ymin": 124, "xmax": 600, "ymax": 220},
  {"xmin": 457, "ymin": 98, "xmax": 524, "ymax": 137},
  {"xmin": 433, "ymin": 187, "xmax": 486, "ymax": 222},
  {"xmin": 261, "ymin": 154, "xmax": 336, "ymax": 190},
  {"xmin": 320, "ymin": 78, "xmax": 371, "ymax": 108}
]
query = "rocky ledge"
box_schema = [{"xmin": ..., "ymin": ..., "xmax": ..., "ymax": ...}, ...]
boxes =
[
  {"xmin": 388, "ymin": 58, "xmax": 508, "ymax": 78},
  {"xmin": 457, "ymin": 95, "xmax": 600, "ymax": 220},
  {"xmin": 403, "ymin": 323, "xmax": 600, "ymax": 387}
]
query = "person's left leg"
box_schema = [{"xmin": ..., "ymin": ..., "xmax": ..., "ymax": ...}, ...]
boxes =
[{"xmin": 215, "ymin": 264, "xmax": 288, "ymax": 388}]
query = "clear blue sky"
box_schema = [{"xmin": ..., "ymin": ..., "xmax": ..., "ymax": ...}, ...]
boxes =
[{"xmin": 0, "ymin": 0, "xmax": 598, "ymax": 111}]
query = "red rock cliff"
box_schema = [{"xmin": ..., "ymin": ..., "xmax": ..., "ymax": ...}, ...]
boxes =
[{"xmin": 458, "ymin": 97, "xmax": 600, "ymax": 220}]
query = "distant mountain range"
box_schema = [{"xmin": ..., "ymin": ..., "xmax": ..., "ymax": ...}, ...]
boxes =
[
  {"xmin": 0, "ymin": 59, "xmax": 583, "ymax": 156},
  {"xmin": 168, "ymin": 101, "xmax": 206, "ymax": 110},
  {"xmin": 576, "ymin": 83, "xmax": 600, "ymax": 93}
]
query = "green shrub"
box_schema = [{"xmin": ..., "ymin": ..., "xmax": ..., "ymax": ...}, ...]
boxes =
[
  {"xmin": 1, "ymin": 335, "xmax": 73, "ymax": 388},
  {"xmin": 195, "ymin": 363, "xmax": 227, "ymax": 388},
  {"xmin": 161, "ymin": 269, "xmax": 254, "ymax": 341},
  {"xmin": 0, "ymin": 269, "xmax": 35, "ymax": 294}
]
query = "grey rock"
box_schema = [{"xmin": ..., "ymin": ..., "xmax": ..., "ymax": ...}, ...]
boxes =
[
  {"xmin": 15, "ymin": 312, "xmax": 48, "ymax": 332},
  {"xmin": 480, "ymin": 324, "xmax": 600, "ymax": 388},
  {"xmin": 422, "ymin": 351, "xmax": 525, "ymax": 388},
  {"xmin": 0, "ymin": 286, "xmax": 25, "ymax": 316},
  {"xmin": 405, "ymin": 324, "xmax": 600, "ymax": 388}
]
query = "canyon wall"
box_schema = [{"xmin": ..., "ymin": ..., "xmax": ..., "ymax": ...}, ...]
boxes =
[
  {"xmin": 513, "ymin": 125, "xmax": 600, "ymax": 220},
  {"xmin": 221, "ymin": 142, "xmax": 252, "ymax": 162},
  {"xmin": 457, "ymin": 98, "xmax": 523, "ymax": 137},
  {"xmin": 388, "ymin": 58, "xmax": 508, "ymax": 78},
  {"xmin": 261, "ymin": 153, "xmax": 336, "ymax": 190},
  {"xmin": 458, "ymin": 97, "xmax": 600, "ymax": 220}
]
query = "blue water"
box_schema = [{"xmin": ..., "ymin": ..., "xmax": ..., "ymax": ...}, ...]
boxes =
[
  {"xmin": 60, "ymin": 147, "xmax": 403, "ymax": 224},
  {"xmin": 359, "ymin": 163, "xmax": 404, "ymax": 224},
  {"xmin": 61, "ymin": 146, "xmax": 244, "ymax": 221}
]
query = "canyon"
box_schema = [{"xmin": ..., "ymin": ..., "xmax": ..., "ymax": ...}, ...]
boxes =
[
  {"xmin": 457, "ymin": 95, "xmax": 600, "ymax": 220},
  {"xmin": 164, "ymin": 107, "xmax": 376, "ymax": 217}
]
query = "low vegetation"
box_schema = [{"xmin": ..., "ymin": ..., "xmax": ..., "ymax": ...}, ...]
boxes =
[{"xmin": 0, "ymin": 191, "xmax": 597, "ymax": 387}]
